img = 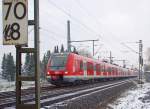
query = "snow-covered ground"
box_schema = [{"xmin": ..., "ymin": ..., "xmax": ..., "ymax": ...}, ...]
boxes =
[
  {"xmin": 0, "ymin": 78, "xmax": 49, "ymax": 92},
  {"xmin": 0, "ymin": 78, "xmax": 35, "ymax": 92},
  {"xmin": 108, "ymin": 81, "xmax": 150, "ymax": 109}
]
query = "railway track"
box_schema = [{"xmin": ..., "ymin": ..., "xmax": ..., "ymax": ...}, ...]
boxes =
[
  {"xmin": 40, "ymin": 78, "xmax": 135, "ymax": 108},
  {"xmin": 0, "ymin": 84, "xmax": 55, "ymax": 99},
  {"xmin": 0, "ymin": 84, "xmax": 59, "ymax": 108},
  {"xmin": 0, "ymin": 78, "xmax": 136, "ymax": 109}
]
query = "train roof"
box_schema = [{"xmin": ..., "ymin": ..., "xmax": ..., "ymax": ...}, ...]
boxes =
[{"xmin": 51, "ymin": 52, "xmax": 131, "ymax": 71}]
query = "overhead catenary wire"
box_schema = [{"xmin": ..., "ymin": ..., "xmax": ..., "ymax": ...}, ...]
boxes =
[
  {"xmin": 73, "ymin": 0, "xmax": 101, "ymax": 28},
  {"xmin": 75, "ymin": 0, "xmax": 131, "ymax": 58},
  {"xmin": 47, "ymin": 0, "xmax": 99, "ymax": 36},
  {"xmin": 121, "ymin": 42, "xmax": 139, "ymax": 54},
  {"xmin": 73, "ymin": 0, "xmax": 122, "ymax": 42},
  {"xmin": 73, "ymin": 0, "xmax": 126, "ymax": 56},
  {"xmin": 46, "ymin": 0, "xmax": 123, "ymax": 56},
  {"xmin": 40, "ymin": 27, "xmax": 66, "ymax": 39}
]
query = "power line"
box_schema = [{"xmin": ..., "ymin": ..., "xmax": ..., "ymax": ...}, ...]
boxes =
[
  {"xmin": 48, "ymin": 0, "xmax": 99, "ymax": 36},
  {"xmin": 76, "ymin": 0, "xmax": 130, "ymax": 57},
  {"xmin": 40, "ymin": 27, "xmax": 66, "ymax": 39},
  {"xmin": 73, "ymin": 0, "xmax": 101, "ymax": 27},
  {"xmin": 47, "ymin": 0, "xmax": 123, "ymax": 57},
  {"xmin": 46, "ymin": 0, "xmax": 133, "ymax": 64},
  {"xmin": 73, "ymin": 0, "xmax": 122, "ymax": 43},
  {"xmin": 121, "ymin": 42, "xmax": 138, "ymax": 54}
]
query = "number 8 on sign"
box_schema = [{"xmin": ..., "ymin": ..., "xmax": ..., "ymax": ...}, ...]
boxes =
[{"xmin": 2, "ymin": 0, "xmax": 28, "ymax": 45}]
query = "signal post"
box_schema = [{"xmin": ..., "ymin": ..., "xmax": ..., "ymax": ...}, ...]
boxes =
[
  {"xmin": 2, "ymin": 0, "xmax": 40, "ymax": 109},
  {"xmin": 139, "ymin": 40, "xmax": 143, "ymax": 84}
]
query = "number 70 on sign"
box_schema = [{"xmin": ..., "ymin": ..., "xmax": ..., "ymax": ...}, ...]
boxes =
[{"xmin": 2, "ymin": 0, "xmax": 28, "ymax": 45}]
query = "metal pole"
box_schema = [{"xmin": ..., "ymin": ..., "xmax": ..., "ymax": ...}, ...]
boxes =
[
  {"xmin": 67, "ymin": 20, "xmax": 71, "ymax": 52},
  {"xmin": 110, "ymin": 51, "xmax": 112, "ymax": 64},
  {"xmin": 16, "ymin": 46, "xmax": 21, "ymax": 108},
  {"xmin": 123, "ymin": 60, "xmax": 126, "ymax": 68},
  {"xmin": 139, "ymin": 40, "xmax": 140, "ymax": 82},
  {"xmin": 93, "ymin": 40, "xmax": 94, "ymax": 56},
  {"xmin": 140, "ymin": 40, "xmax": 143, "ymax": 83},
  {"xmin": 107, "ymin": 51, "xmax": 115, "ymax": 64},
  {"xmin": 141, "ymin": 42, "xmax": 143, "ymax": 82},
  {"xmin": 70, "ymin": 39, "xmax": 99, "ymax": 56},
  {"xmin": 34, "ymin": 0, "xmax": 40, "ymax": 108},
  {"xmin": 139, "ymin": 40, "xmax": 142, "ymax": 84}
]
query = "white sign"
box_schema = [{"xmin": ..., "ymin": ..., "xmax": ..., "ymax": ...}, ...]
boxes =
[{"xmin": 2, "ymin": 0, "xmax": 28, "ymax": 45}]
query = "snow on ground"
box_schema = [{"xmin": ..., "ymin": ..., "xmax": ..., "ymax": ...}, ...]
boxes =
[
  {"xmin": 0, "ymin": 79, "xmax": 35, "ymax": 92},
  {"xmin": 0, "ymin": 78, "xmax": 50, "ymax": 92},
  {"xmin": 108, "ymin": 81, "xmax": 150, "ymax": 109}
]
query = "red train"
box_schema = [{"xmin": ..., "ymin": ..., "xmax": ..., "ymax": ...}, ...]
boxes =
[{"xmin": 47, "ymin": 53, "xmax": 138, "ymax": 85}]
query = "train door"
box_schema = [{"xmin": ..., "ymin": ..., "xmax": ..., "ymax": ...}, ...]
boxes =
[
  {"xmin": 96, "ymin": 64, "xmax": 100, "ymax": 76},
  {"xmin": 83, "ymin": 61, "xmax": 87, "ymax": 78},
  {"xmin": 112, "ymin": 67, "xmax": 114, "ymax": 77},
  {"xmin": 87, "ymin": 62, "xmax": 94, "ymax": 76},
  {"xmin": 108, "ymin": 67, "xmax": 111, "ymax": 77},
  {"xmin": 103, "ymin": 64, "xmax": 107, "ymax": 77},
  {"xmin": 94, "ymin": 63, "xmax": 97, "ymax": 77},
  {"xmin": 79, "ymin": 60, "xmax": 84, "ymax": 76}
]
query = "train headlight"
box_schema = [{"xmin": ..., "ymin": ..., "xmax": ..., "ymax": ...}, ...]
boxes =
[
  {"xmin": 64, "ymin": 71, "xmax": 68, "ymax": 74},
  {"xmin": 47, "ymin": 72, "xmax": 50, "ymax": 75}
]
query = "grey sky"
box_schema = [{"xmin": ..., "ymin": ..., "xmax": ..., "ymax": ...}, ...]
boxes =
[{"xmin": 0, "ymin": 0, "xmax": 150, "ymax": 67}]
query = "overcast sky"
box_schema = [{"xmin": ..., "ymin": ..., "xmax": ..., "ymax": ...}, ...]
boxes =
[{"xmin": 0, "ymin": 0, "xmax": 150, "ymax": 67}]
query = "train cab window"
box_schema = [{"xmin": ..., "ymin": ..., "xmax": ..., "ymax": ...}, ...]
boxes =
[{"xmin": 50, "ymin": 54, "xmax": 68, "ymax": 70}]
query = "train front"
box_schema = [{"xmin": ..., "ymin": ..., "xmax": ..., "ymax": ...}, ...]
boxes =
[{"xmin": 47, "ymin": 53, "xmax": 69, "ymax": 85}]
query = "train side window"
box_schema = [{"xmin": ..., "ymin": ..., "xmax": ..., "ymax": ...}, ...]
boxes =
[
  {"xmin": 83, "ymin": 62, "xmax": 87, "ymax": 70},
  {"xmin": 94, "ymin": 64, "xmax": 96, "ymax": 71},
  {"xmin": 116, "ymin": 68, "xmax": 118, "ymax": 73},
  {"xmin": 104, "ymin": 66, "xmax": 108, "ymax": 72},
  {"xmin": 91, "ymin": 63, "xmax": 94, "ymax": 70},
  {"xmin": 109, "ymin": 67, "xmax": 112, "ymax": 73},
  {"xmin": 99, "ymin": 64, "xmax": 102, "ymax": 72},
  {"xmin": 96, "ymin": 64, "xmax": 100, "ymax": 72},
  {"xmin": 87, "ymin": 62, "xmax": 93, "ymax": 70},
  {"xmin": 89, "ymin": 63, "xmax": 93, "ymax": 70},
  {"xmin": 87, "ymin": 62, "xmax": 90, "ymax": 70},
  {"xmin": 101, "ymin": 64, "xmax": 104, "ymax": 72},
  {"xmin": 102, "ymin": 64, "xmax": 105, "ymax": 72},
  {"xmin": 112, "ymin": 67, "xmax": 114, "ymax": 73},
  {"xmin": 108, "ymin": 67, "xmax": 111, "ymax": 73},
  {"xmin": 106, "ymin": 66, "xmax": 108, "ymax": 72},
  {"xmin": 80, "ymin": 61, "xmax": 83, "ymax": 70}
]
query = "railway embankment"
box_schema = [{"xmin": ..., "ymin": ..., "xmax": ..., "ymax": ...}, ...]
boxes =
[
  {"xmin": 0, "ymin": 79, "xmax": 137, "ymax": 109},
  {"xmin": 42, "ymin": 79, "xmax": 137, "ymax": 109},
  {"xmin": 106, "ymin": 79, "xmax": 150, "ymax": 109}
]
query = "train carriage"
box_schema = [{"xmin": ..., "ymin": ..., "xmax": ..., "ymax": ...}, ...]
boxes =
[{"xmin": 47, "ymin": 52, "xmax": 138, "ymax": 86}]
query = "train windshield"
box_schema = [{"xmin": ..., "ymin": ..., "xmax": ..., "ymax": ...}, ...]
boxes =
[{"xmin": 50, "ymin": 53, "xmax": 68, "ymax": 70}]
